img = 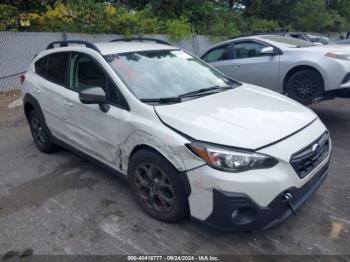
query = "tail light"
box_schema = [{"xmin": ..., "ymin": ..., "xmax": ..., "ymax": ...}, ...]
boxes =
[{"xmin": 20, "ymin": 74, "xmax": 25, "ymax": 84}]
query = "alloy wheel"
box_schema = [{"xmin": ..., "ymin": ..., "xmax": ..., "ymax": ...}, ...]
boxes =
[
  {"xmin": 30, "ymin": 116, "xmax": 47, "ymax": 146},
  {"xmin": 134, "ymin": 163, "xmax": 175, "ymax": 213},
  {"xmin": 292, "ymin": 75, "xmax": 317, "ymax": 99}
]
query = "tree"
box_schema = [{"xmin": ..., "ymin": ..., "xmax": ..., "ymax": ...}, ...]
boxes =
[
  {"xmin": 327, "ymin": 0, "xmax": 350, "ymax": 31},
  {"xmin": 1, "ymin": 0, "xmax": 349, "ymax": 37},
  {"xmin": 290, "ymin": 0, "xmax": 336, "ymax": 32}
]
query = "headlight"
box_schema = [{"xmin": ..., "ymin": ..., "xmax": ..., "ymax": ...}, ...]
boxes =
[
  {"xmin": 187, "ymin": 142, "xmax": 278, "ymax": 172},
  {"xmin": 325, "ymin": 52, "xmax": 350, "ymax": 61}
]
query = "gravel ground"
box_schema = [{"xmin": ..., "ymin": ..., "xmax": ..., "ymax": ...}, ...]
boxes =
[{"xmin": 0, "ymin": 93, "xmax": 349, "ymax": 257}]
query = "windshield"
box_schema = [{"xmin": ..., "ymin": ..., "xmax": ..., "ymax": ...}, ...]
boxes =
[
  {"xmin": 261, "ymin": 35, "xmax": 314, "ymax": 47},
  {"xmin": 306, "ymin": 34, "xmax": 336, "ymax": 45},
  {"xmin": 105, "ymin": 49, "xmax": 237, "ymax": 100}
]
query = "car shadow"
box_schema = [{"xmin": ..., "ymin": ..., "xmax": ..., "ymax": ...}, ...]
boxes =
[{"xmin": 310, "ymin": 98, "xmax": 350, "ymax": 149}]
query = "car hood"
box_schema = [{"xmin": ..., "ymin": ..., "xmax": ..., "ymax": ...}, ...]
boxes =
[
  {"xmin": 155, "ymin": 84, "xmax": 317, "ymax": 149},
  {"xmin": 305, "ymin": 44, "xmax": 350, "ymax": 53}
]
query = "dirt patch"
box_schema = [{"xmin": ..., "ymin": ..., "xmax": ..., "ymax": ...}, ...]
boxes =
[
  {"xmin": 0, "ymin": 90, "xmax": 24, "ymax": 127},
  {"xmin": 0, "ymin": 90, "xmax": 21, "ymax": 110}
]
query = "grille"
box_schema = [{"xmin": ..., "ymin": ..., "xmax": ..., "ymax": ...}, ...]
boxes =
[
  {"xmin": 290, "ymin": 132, "xmax": 330, "ymax": 178},
  {"xmin": 341, "ymin": 73, "xmax": 350, "ymax": 84}
]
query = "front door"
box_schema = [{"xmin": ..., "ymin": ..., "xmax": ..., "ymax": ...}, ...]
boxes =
[
  {"xmin": 203, "ymin": 44, "xmax": 235, "ymax": 77},
  {"xmin": 63, "ymin": 52, "xmax": 128, "ymax": 167},
  {"xmin": 228, "ymin": 41, "xmax": 280, "ymax": 91}
]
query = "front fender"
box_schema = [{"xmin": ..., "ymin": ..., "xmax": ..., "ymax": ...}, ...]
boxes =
[
  {"xmin": 279, "ymin": 61, "xmax": 328, "ymax": 92},
  {"xmin": 119, "ymin": 129, "xmax": 189, "ymax": 174}
]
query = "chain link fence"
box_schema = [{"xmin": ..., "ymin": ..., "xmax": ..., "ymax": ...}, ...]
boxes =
[{"xmin": 0, "ymin": 32, "xmax": 215, "ymax": 92}]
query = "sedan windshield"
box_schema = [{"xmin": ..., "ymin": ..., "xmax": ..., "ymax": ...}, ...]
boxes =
[
  {"xmin": 306, "ymin": 34, "xmax": 336, "ymax": 45},
  {"xmin": 105, "ymin": 49, "xmax": 238, "ymax": 101},
  {"xmin": 261, "ymin": 35, "xmax": 314, "ymax": 48}
]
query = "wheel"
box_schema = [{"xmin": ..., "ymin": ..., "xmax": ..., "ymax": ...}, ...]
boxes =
[
  {"xmin": 286, "ymin": 69, "xmax": 324, "ymax": 105},
  {"xmin": 128, "ymin": 149, "xmax": 188, "ymax": 222},
  {"xmin": 28, "ymin": 110, "xmax": 57, "ymax": 153}
]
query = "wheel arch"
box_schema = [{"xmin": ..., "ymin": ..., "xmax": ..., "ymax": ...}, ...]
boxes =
[
  {"xmin": 129, "ymin": 144, "xmax": 160, "ymax": 161},
  {"xmin": 23, "ymin": 93, "xmax": 45, "ymax": 121},
  {"xmin": 128, "ymin": 143, "xmax": 191, "ymax": 197},
  {"xmin": 128, "ymin": 144, "xmax": 183, "ymax": 174},
  {"xmin": 283, "ymin": 65, "xmax": 325, "ymax": 94}
]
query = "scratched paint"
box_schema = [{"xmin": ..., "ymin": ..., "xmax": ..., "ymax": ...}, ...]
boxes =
[{"xmin": 119, "ymin": 130, "xmax": 188, "ymax": 174}]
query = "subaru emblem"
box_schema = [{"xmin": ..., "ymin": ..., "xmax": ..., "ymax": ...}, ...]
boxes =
[{"xmin": 312, "ymin": 143, "xmax": 321, "ymax": 154}]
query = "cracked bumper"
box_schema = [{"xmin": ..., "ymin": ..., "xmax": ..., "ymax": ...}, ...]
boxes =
[{"xmin": 197, "ymin": 161, "xmax": 329, "ymax": 231}]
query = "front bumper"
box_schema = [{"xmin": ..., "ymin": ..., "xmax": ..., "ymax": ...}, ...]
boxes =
[
  {"xmin": 325, "ymin": 87, "xmax": 350, "ymax": 98},
  {"xmin": 202, "ymin": 161, "xmax": 329, "ymax": 231},
  {"xmin": 185, "ymin": 118, "xmax": 331, "ymax": 231}
]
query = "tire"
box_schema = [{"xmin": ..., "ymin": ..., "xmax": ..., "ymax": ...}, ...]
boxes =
[
  {"xmin": 286, "ymin": 69, "xmax": 324, "ymax": 105},
  {"xmin": 128, "ymin": 149, "xmax": 188, "ymax": 222},
  {"xmin": 28, "ymin": 109, "xmax": 57, "ymax": 153}
]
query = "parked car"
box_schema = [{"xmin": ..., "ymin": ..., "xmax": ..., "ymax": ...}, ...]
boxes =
[
  {"xmin": 282, "ymin": 32, "xmax": 337, "ymax": 45},
  {"xmin": 21, "ymin": 38, "xmax": 331, "ymax": 231},
  {"xmin": 337, "ymin": 39, "xmax": 350, "ymax": 45},
  {"xmin": 202, "ymin": 34, "xmax": 350, "ymax": 105}
]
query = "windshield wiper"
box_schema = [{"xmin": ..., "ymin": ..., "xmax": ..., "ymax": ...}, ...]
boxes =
[
  {"xmin": 140, "ymin": 97, "xmax": 181, "ymax": 104},
  {"xmin": 140, "ymin": 85, "xmax": 233, "ymax": 104},
  {"xmin": 179, "ymin": 85, "xmax": 233, "ymax": 98}
]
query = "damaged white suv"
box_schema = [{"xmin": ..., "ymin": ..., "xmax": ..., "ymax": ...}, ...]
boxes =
[{"xmin": 22, "ymin": 38, "xmax": 331, "ymax": 231}]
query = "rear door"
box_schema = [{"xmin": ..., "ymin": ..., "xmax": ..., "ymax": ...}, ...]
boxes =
[{"xmin": 36, "ymin": 52, "xmax": 72, "ymax": 140}]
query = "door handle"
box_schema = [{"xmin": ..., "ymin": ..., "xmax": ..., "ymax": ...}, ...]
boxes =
[
  {"xmin": 231, "ymin": 63, "xmax": 241, "ymax": 68},
  {"xmin": 63, "ymin": 100, "xmax": 73, "ymax": 108}
]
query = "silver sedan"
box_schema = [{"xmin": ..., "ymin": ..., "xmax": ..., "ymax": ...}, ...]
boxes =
[{"xmin": 201, "ymin": 35, "xmax": 350, "ymax": 105}]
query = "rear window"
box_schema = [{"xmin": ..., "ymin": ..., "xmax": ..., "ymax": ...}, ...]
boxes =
[
  {"xmin": 46, "ymin": 52, "xmax": 69, "ymax": 86},
  {"xmin": 306, "ymin": 34, "xmax": 336, "ymax": 45},
  {"xmin": 261, "ymin": 35, "xmax": 314, "ymax": 47},
  {"xmin": 34, "ymin": 57, "xmax": 47, "ymax": 77}
]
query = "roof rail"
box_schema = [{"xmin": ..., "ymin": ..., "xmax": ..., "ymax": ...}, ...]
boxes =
[
  {"xmin": 110, "ymin": 37, "xmax": 172, "ymax": 46},
  {"xmin": 46, "ymin": 40, "xmax": 100, "ymax": 53}
]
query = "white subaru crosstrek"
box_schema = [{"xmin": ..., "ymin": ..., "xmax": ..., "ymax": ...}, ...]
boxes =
[{"xmin": 21, "ymin": 38, "xmax": 331, "ymax": 231}]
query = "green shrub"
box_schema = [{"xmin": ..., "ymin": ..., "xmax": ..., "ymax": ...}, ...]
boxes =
[
  {"xmin": 247, "ymin": 18, "xmax": 279, "ymax": 33},
  {"xmin": 0, "ymin": 4, "xmax": 19, "ymax": 31},
  {"xmin": 164, "ymin": 18, "xmax": 192, "ymax": 41},
  {"xmin": 2, "ymin": 0, "xmax": 348, "ymax": 39}
]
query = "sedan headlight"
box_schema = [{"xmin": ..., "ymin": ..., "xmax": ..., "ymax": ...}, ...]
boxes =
[
  {"xmin": 186, "ymin": 142, "xmax": 278, "ymax": 172},
  {"xmin": 325, "ymin": 52, "xmax": 350, "ymax": 61}
]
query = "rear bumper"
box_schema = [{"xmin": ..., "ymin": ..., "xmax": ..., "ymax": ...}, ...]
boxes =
[{"xmin": 200, "ymin": 161, "xmax": 329, "ymax": 231}]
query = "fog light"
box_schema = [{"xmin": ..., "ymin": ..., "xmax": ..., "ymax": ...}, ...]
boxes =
[{"xmin": 231, "ymin": 207, "xmax": 258, "ymax": 225}]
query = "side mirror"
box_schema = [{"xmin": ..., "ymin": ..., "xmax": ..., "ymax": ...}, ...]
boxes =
[
  {"xmin": 79, "ymin": 87, "xmax": 110, "ymax": 112},
  {"xmin": 79, "ymin": 87, "xmax": 106, "ymax": 104},
  {"xmin": 261, "ymin": 46, "xmax": 277, "ymax": 55}
]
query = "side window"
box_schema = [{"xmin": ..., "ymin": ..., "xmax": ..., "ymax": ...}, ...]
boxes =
[
  {"xmin": 69, "ymin": 53, "xmax": 122, "ymax": 106},
  {"xmin": 290, "ymin": 34, "xmax": 304, "ymax": 40},
  {"xmin": 46, "ymin": 52, "xmax": 69, "ymax": 86},
  {"xmin": 34, "ymin": 56, "xmax": 47, "ymax": 77},
  {"xmin": 233, "ymin": 42, "xmax": 267, "ymax": 59},
  {"xmin": 205, "ymin": 45, "xmax": 231, "ymax": 63}
]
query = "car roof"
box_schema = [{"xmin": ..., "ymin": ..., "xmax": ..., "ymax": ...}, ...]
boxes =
[
  {"xmin": 94, "ymin": 41, "xmax": 178, "ymax": 55},
  {"xmin": 203, "ymin": 34, "xmax": 273, "ymax": 52},
  {"xmin": 39, "ymin": 40, "xmax": 179, "ymax": 59},
  {"xmin": 286, "ymin": 32, "xmax": 332, "ymax": 38},
  {"xmin": 285, "ymin": 32, "xmax": 305, "ymax": 34}
]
